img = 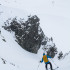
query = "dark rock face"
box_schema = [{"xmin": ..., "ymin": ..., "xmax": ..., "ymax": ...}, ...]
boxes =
[
  {"xmin": 47, "ymin": 46, "xmax": 58, "ymax": 58},
  {"xmin": 58, "ymin": 51, "xmax": 63, "ymax": 60},
  {"xmin": 3, "ymin": 15, "xmax": 44, "ymax": 53}
]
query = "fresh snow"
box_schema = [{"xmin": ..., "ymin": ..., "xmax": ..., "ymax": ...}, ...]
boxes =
[{"xmin": 0, "ymin": 0, "xmax": 70, "ymax": 70}]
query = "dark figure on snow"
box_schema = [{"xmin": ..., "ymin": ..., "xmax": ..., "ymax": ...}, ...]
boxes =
[{"xmin": 40, "ymin": 53, "xmax": 53, "ymax": 70}]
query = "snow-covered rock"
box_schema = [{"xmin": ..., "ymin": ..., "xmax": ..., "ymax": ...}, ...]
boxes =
[{"xmin": 0, "ymin": 0, "xmax": 70, "ymax": 70}]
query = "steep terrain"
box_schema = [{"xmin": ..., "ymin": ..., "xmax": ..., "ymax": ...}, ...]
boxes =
[{"xmin": 0, "ymin": 0, "xmax": 70, "ymax": 70}]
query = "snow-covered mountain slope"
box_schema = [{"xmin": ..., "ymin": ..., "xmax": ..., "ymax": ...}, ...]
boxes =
[
  {"xmin": 0, "ymin": 0, "xmax": 70, "ymax": 70},
  {"xmin": 0, "ymin": 28, "xmax": 40, "ymax": 70},
  {"xmin": 0, "ymin": 0, "xmax": 70, "ymax": 54},
  {"xmin": 0, "ymin": 5, "xmax": 28, "ymax": 27},
  {"xmin": 54, "ymin": 52, "xmax": 70, "ymax": 70},
  {"xmin": 0, "ymin": 27, "xmax": 70, "ymax": 70},
  {"xmin": 0, "ymin": 4, "xmax": 39, "ymax": 70}
]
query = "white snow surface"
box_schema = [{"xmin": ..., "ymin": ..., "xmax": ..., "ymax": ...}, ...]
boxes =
[{"xmin": 0, "ymin": 0, "xmax": 70, "ymax": 70}]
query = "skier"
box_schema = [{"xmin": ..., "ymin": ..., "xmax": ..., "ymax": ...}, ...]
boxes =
[{"xmin": 40, "ymin": 53, "xmax": 53, "ymax": 70}]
